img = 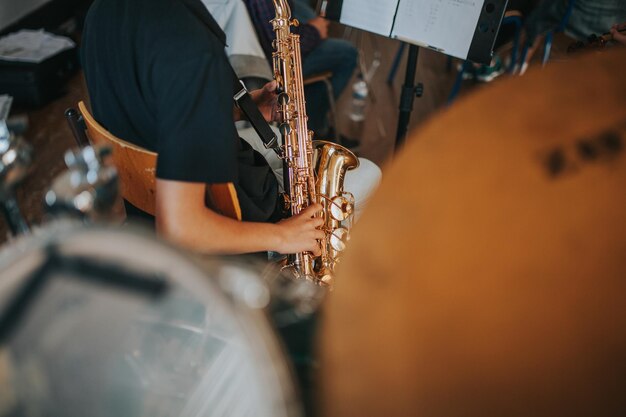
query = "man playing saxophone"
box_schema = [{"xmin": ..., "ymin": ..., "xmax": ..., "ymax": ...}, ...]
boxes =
[{"xmin": 81, "ymin": 0, "xmax": 324, "ymax": 256}]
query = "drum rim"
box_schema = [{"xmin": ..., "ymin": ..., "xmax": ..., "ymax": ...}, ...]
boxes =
[{"xmin": 0, "ymin": 222, "xmax": 303, "ymax": 417}]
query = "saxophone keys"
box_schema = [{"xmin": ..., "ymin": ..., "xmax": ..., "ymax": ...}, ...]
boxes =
[
  {"xmin": 279, "ymin": 122, "xmax": 292, "ymax": 136},
  {"xmin": 318, "ymin": 271, "xmax": 333, "ymax": 287},
  {"xmin": 278, "ymin": 92, "xmax": 289, "ymax": 105},
  {"xmin": 313, "ymin": 262, "xmax": 334, "ymax": 287},
  {"xmin": 329, "ymin": 227, "xmax": 350, "ymax": 252},
  {"xmin": 329, "ymin": 195, "xmax": 354, "ymax": 221}
]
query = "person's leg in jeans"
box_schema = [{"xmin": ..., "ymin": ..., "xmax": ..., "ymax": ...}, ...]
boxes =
[
  {"xmin": 292, "ymin": 0, "xmax": 357, "ymax": 97},
  {"xmin": 300, "ymin": 39, "xmax": 357, "ymax": 135},
  {"xmin": 293, "ymin": 0, "xmax": 358, "ymax": 136},
  {"xmin": 293, "ymin": 0, "xmax": 317, "ymax": 22}
]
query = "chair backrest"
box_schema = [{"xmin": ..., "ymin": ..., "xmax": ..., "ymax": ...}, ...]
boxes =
[
  {"xmin": 78, "ymin": 101, "xmax": 157, "ymax": 215},
  {"xmin": 77, "ymin": 101, "xmax": 241, "ymax": 220}
]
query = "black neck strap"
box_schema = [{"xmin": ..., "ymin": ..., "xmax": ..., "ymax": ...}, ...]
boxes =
[{"xmin": 231, "ymin": 74, "xmax": 279, "ymax": 150}]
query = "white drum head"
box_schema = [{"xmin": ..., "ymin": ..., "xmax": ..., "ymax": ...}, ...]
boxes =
[{"xmin": 0, "ymin": 225, "xmax": 301, "ymax": 417}]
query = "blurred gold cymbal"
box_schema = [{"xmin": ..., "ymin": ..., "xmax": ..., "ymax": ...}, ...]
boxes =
[{"xmin": 320, "ymin": 49, "xmax": 626, "ymax": 417}]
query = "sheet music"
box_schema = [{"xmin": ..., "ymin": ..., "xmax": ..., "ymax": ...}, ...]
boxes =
[
  {"xmin": 0, "ymin": 29, "xmax": 74, "ymax": 63},
  {"xmin": 391, "ymin": 0, "xmax": 484, "ymax": 58},
  {"xmin": 339, "ymin": 0, "xmax": 399, "ymax": 37}
]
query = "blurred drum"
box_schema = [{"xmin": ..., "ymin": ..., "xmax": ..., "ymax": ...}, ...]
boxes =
[
  {"xmin": 0, "ymin": 122, "xmax": 31, "ymax": 235},
  {"xmin": 320, "ymin": 50, "xmax": 626, "ymax": 417},
  {"xmin": 44, "ymin": 146, "xmax": 124, "ymax": 223},
  {"xmin": 0, "ymin": 225, "xmax": 301, "ymax": 417}
]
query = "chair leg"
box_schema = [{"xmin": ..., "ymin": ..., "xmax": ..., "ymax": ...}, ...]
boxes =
[
  {"xmin": 322, "ymin": 78, "xmax": 338, "ymax": 136},
  {"xmin": 559, "ymin": 0, "xmax": 576, "ymax": 32},
  {"xmin": 447, "ymin": 61, "xmax": 471, "ymax": 105},
  {"xmin": 542, "ymin": 31, "xmax": 554, "ymax": 66},
  {"xmin": 510, "ymin": 30, "xmax": 521, "ymax": 73},
  {"xmin": 519, "ymin": 36, "xmax": 542, "ymax": 75},
  {"xmin": 505, "ymin": 16, "xmax": 522, "ymax": 74},
  {"xmin": 518, "ymin": 42, "xmax": 530, "ymax": 75}
]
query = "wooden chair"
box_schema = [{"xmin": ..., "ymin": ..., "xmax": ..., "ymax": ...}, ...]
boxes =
[{"xmin": 65, "ymin": 101, "xmax": 241, "ymax": 220}]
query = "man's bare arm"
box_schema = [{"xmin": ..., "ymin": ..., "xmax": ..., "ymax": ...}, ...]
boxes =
[{"xmin": 155, "ymin": 179, "xmax": 324, "ymax": 255}]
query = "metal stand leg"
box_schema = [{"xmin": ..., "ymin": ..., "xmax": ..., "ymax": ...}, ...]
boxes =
[{"xmin": 394, "ymin": 44, "xmax": 423, "ymax": 151}]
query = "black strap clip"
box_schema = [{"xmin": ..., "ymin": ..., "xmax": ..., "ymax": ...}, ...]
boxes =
[{"xmin": 233, "ymin": 80, "xmax": 279, "ymax": 150}]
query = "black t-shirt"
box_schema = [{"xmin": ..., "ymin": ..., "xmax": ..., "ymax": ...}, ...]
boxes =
[{"xmin": 81, "ymin": 0, "xmax": 279, "ymax": 222}]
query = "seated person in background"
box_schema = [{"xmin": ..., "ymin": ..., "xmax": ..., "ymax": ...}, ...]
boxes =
[
  {"xmin": 199, "ymin": 0, "xmax": 273, "ymax": 81},
  {"xmin": 81, "ymin": 0, "xmax": 324, "ymax": 256},
  {"xmin": 467, "ymin": 0, "xmax": 541, "ymax": 82},
  {"xmin": 611, "ymin": 22, "xmax": 626, "ymax": 45},
  {"xmin": 525, "ymin": 0, "xmax": 626, "ymax": 42},
  {"xmin": 244, "ymin": 0, "xmax": 358, "ymax": 143}
]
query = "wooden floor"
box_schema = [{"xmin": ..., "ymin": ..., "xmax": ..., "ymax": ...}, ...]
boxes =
[
  {"xmin": 335, "ymin": 29, "xmax": 457, "ymax": 167},
  {"xmin": 4, "ymin": 75, "xmax": 84, "ymax": 241},
  {"xmin": 1, "ymin": 24, "xmax": 568, "ymax": 242}
]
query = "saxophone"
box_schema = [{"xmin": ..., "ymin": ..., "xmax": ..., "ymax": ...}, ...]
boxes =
[{"xmin": 271, "ymin": 0, "xmax": 359, "ymax": 286}]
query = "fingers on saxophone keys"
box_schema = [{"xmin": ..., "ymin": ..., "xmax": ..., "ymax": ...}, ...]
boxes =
[
  {"xmin": 266, "ymin": 80, "xmax": 278, "ymax": 92},
  {"xmin": 311, "ymin": 244, "xmax": 322, "ymax": 257},
  {"xmin": 302, "ymin": 203, "xmax": 323, "ymax": 217},
  {"xmin": 312, "ymin": 217, "xmax": 324, "ymax": 228}
]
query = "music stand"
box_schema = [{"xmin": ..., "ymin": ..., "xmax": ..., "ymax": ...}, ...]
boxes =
[
  {"xmin": 321, "ymin": 0, "xmax": 508, "ymax": 150},
  {"xmin": 395, "ymin": 43, "xmax": 423, "ymax": 149}
]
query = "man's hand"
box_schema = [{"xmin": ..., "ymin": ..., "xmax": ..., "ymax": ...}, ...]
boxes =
[
  {"xmin": 611, "ymin": 23, "xmax": 626, "ymax": 46},
  {"xmin": 250, "ymin": 80, "xmax": 279, "ymax": 122},
  {"xmin": 308, "ymin": 16, "xmax": 329, "ymax": 39},
  {"xmin": 276, "ymin": 204, "xmax": 325, "ymax": 256},
  {"xmin": 156, "ymin": 180, "xmax": 323, "ymax": 255}
]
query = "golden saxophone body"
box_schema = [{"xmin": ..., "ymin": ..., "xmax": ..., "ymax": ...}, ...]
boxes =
[{"xmin": 271, "ymin": 0, "xmax": 359, "ymax": 286}]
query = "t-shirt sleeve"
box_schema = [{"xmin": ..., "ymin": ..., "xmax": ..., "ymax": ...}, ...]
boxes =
[{"xmin": 152, "ymin": 50, "xmax": 238, "ymax": 184}]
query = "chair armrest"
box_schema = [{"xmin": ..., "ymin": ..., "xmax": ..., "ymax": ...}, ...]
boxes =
[{"xmin": 303, "ymin": 71, "xmax": 333, "ymax": 86}]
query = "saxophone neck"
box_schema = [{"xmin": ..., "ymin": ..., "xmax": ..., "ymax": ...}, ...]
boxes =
[{"xmin": 272, "ymin": 0, "xmax": 292, "ymax": 20}]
